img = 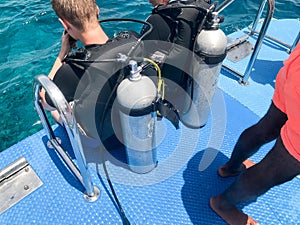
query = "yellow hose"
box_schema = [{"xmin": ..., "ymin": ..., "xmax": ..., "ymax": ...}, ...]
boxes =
[{"xmin": 143, "ymin": 58, "xmax": 165, "ymax": 100}]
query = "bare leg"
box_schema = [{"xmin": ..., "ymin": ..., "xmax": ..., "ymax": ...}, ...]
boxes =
[
  {"xmin": 211, "ymin": 136, "xmax": 300, "ymax": 225},
  {"xmin": 50, "ymin": 110, "xmax": 63, "ymax": 125},
  {"xmin": 210, "ymin": 196, "xmax": 259, "ymax": 225},
  {"xmin": 218, "ymin": 159, "xmax": 255, "ymax": 178},
  {"xmin": 219, "ymin": 102, "xmax": 287, "ymax": 177}
]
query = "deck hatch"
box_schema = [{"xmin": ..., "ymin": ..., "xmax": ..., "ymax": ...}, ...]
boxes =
[
  {"xmin": 226, "ymin": 36, "xmax": 254, "ymax": 63},
  {"xmin": 0, "ymin": 157, "xmax": 43, "ymax": 214}
]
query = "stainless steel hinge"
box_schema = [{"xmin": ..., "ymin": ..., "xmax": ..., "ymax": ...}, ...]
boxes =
[{"xmin": 0, "ymin": 157, "xmax": 43, "ymax": 214}]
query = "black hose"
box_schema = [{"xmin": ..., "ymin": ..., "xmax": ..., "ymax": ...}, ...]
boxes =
[{"xmin": 98, "ymin": 63, "xmax": 131, "ymax": 225}]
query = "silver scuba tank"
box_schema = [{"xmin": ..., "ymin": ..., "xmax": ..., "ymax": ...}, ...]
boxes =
[
  {"xmin": 117, "ymin": 60, "xmax": 158, "ymax": 174},
  {"xmin": 181, "ymin": 12, "xmax": 227, "ymax": 128}
]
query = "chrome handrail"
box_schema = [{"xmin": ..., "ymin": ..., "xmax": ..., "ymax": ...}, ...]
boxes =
[
  {"xmin": 33, "ymin": 75, "xmax": 100, "ymax": 202},
  {"xmin": 290, "ymin": 31, "xmax": 300, "ymax": 53},
  {"xmin": 222, "ymin": 0, "xmax": 275, "ymax": 84},
  {"xmin": 250, "ymin": 0, "xmax": 268, "ymax": 35},
  {"xmin": 215, "ymin": 0, "xmax": 235, "ymax": 13},
  {"xmin": 242, "ymin": 0, "xmax": 275, "ymax": 83}
]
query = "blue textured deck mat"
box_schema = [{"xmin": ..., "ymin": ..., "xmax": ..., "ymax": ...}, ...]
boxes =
[
  {"xmin": 0, "ymin": 88, "xmax": 299, "ymax": 225},
  {"xmin": 219, "ymin": 19, "xmax": 300, "ymax": 117},
  {"xmin": 1, "ymin": 19, "xmax": 300, "ymax": 224}
]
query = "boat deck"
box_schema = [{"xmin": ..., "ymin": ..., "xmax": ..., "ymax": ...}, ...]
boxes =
[{"xmin": 0, "ymin": 19, "xmax": 299, "ymax": 225}]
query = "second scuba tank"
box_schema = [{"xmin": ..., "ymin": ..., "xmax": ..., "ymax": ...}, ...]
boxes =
[
  {"xmin": 181, "ymin": 12, "xmax": 227, "ymax": 128},
  {"xmin": 117, "ymin": 60, "xmax": 158, "ymax": 174}
]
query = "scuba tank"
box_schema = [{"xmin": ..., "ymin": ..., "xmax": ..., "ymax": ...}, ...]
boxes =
[
  {"xmin": 181, "ymin": 11, "xmax": 227, "ymax": 128},
  {"xmin": 117, "ymin": 60, "xmax": 158, "ymax": 174}
]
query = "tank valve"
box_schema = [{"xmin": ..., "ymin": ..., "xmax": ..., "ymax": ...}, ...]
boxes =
[
  {"xmin": 129, "ymin": 60, "xmax": 142, "ymax": 80},
  {"xmin": 210, "ymin": 12, "xmax": 223, "ymax": 29}
]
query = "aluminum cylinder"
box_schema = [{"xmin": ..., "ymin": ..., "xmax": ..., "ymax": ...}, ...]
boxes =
[
  {"xmin": 117, "ymin": 74, "xmax": 158, "ymax": 173},
  {"xmin": 181, "ymin": 28, "xmax": 227, "ymax": 128}
]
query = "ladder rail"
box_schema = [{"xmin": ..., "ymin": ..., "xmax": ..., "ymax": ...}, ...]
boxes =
[{"xmin": 33, "ymin": 74, "xmax": 100, "ymax": 202}]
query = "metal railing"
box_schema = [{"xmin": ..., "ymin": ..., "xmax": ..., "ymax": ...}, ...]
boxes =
[
  {"xmin": 222, "ymin": 0, "xmax": 275, "ymax": 84},
  {"xmin": 33, "ymin": 75, "xmax": 100, "ymax": 202},
  {"xmin": 291, "ymin": 31, "xmax": 300, "ymax": 53}
]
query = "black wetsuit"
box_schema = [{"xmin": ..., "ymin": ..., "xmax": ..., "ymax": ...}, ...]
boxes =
[
  {"xmin": 45, "ymin": 44, "xmax": 104, "ymax": 107},
  {"xmin": 220, "ymin": 102, "xmax": 300, "ymax": 205},
  {"xmin": 45, "ymin": 32, "xmax": 142, "ymax": 144}
]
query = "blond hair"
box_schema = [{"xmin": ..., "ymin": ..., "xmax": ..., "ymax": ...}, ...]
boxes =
[{"xmin": 51, "ymin": 0, "xmax": 99, "ymax": 31}]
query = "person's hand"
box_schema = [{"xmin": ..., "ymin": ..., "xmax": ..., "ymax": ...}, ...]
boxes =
[
  {"xmin": 58, "ymin": 31, "xmax": 77, "ymax": 61},
  {"xmin": 64, "ymin": 30, "xmax": 77, "ymax": 49}
]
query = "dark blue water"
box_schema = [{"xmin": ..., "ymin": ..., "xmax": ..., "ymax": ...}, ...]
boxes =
[{"xmin": 0, "ymin": 0, "xmax": 299, "ymax": 151}]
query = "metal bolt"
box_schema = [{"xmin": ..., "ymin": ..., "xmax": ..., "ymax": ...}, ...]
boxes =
[{"xmin": 24, "ymin": 185, "xmax": 29, "ymax": 190}]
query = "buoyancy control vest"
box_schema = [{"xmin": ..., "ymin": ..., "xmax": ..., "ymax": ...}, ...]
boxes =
[
  {"xmin": 151, "ymin": 0, "xmax": 211, "ymax": 49},
  {"xmin": 142, "ymin": 0, "xmax": 212, "ymax": 115},
  {"xmin": 64, "ymin": 31, "xmax": 143, "ymax": 143}
]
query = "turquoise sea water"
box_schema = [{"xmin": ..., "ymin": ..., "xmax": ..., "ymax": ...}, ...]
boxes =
[{"xmin": 0, "ymin": 0, "xmax": 299, "ymax": 152}]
